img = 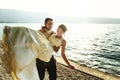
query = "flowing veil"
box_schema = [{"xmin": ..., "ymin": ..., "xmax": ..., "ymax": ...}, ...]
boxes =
[{"xmin": 2, "ymin": 26, "xmax": 53, "ymax": 80}]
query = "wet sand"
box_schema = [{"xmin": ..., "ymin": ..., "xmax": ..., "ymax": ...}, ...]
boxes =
[{"xmin": 55, "ymin": 63, "xmax": 102, "ymax": 80}]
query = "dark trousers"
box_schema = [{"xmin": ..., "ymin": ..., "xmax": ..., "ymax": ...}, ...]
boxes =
[{"xmin": 36, "ymin": 56, "xmax": 57, "ymax": 80}]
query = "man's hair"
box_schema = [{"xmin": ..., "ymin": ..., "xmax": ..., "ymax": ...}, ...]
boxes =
[
  {"xmin": 58, "ymin": 24, "xmax": 67, "ymax": 33},
  {"xmin": 44, "ymin": 18, "xmax": 53, "ymax": 23}
]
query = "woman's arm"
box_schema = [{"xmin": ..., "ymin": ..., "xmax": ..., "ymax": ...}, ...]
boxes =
[{"xmin": 61, "ymin": 39, "xmax": 74, "ymax": 69}]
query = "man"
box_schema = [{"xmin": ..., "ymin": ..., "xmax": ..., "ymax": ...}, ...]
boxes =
[
  {"xmin": 36, "ymin": 18, "xmax": 57, "ymax": 80},
  {"xmin": 36, "ymin": 18, "xmax": 74, "ymax": 80}
]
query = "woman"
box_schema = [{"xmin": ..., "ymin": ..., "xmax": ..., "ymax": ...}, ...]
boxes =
[{"xmin": 48, "ymin": 24, "xmax": 74, "ymax": 69}]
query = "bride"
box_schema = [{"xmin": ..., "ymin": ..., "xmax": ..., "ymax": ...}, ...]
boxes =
[{"xmin": 2, "ymin": 24, "xmax": 74, "ymax": 80}]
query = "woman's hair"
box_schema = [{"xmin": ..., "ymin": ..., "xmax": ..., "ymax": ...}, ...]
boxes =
[{"xmin": 58, "ymin": 24, "xmax": 67, "ymax": 33}]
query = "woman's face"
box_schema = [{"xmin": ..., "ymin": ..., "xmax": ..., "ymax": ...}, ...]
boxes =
[{"xmin": 57, "ymin": 28, "xmax": 64, "ymax": 37}]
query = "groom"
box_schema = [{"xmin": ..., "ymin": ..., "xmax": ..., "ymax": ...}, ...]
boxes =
[{"xmin": 36, "ymin": 18, "xmax": 57, "ymax": 80}]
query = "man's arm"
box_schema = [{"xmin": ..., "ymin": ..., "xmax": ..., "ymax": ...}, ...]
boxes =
[{"xmin": 61, "ymin": 40, "xmax": 74, "ymax": 69}]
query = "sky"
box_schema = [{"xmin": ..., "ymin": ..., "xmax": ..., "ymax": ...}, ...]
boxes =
[{"xmin": 0, "ymin": 0, "xmax": 120, "ymax": 18}]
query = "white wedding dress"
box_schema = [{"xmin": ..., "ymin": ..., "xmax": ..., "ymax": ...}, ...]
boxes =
[{"xmin": 2, "ymin": 26, "xmax": 53, "ymax": 80}]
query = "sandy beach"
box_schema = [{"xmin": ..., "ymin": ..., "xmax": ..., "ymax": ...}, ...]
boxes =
[{"xmin": 0, "ymin": 40, "xmax": 103, "ymax": 80}]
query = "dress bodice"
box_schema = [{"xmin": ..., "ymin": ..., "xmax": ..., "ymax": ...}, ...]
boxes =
[{"xmin": 48, "ymin": 34, "xmax": 62, "ymax": 48}]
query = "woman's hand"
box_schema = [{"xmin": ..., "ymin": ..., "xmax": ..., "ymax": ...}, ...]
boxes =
[
  {"xmin": 68, "ymin": 64, "xmax": 75, "ymax": 69},
  {"xmin": 53, "ymin": 46, "xmax": 60, "ymax": 52}
]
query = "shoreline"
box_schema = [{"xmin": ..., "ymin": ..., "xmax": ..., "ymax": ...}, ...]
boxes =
[
  {"xmin": 55, "ymin": 57, "xmax": 120, "ymax": 80},
  {"xmin": 0, "ymin": 40, "xmax": 120, "ymax": 80}
]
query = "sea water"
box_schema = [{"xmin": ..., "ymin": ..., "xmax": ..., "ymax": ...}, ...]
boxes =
[{"xmin": 0, "ymin": 23, "xmax": 120, "ymax": 77}]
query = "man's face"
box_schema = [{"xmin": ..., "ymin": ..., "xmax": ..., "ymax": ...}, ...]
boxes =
[{"xmin": 45, "ymin": 20, "xmax": 53, "ymax": 30}]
